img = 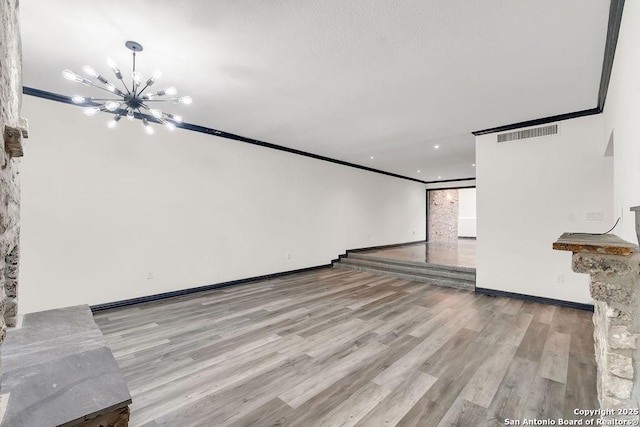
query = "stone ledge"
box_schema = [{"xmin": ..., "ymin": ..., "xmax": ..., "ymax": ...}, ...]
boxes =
[
  {"xmin": 553, "ymin": 233, "xmax": 637, "ymax": 256},
  {"xmin": 0, "ymin": 305, "xmax": 131, "ymax": 426}
]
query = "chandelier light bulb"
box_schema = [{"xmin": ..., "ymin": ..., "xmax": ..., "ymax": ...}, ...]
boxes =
[
  {"xmin": 107, "ymin": 58, "xmax": 123, "ymax": 80},
  {"xmin": 149, "ymin": 109, "xmax": 163, "ymax": 119},
  {"xmin": 71, "ymin": 96, "xmax": 86, "ymax": 104},
  {"xmin": 175, "ymin": 96, "xmax": 192, "ymax": 105},
  {"xmin": 62, "ymin": 69, "xmax": 82, "ymax": 82},
  {"xmin": 127, "ymin": 109, "xmax": 134, "ymax": 121},
  {"xmin": 143, "ymin": 118, "xmax": 154, "ymax": 135},
  {"xmin": 132, "ymin": 71, "xmax": 143, "ymax": 85},
  {"xmin": 83, "ymin": 106, "xmax": 101, "ymax": 117},
  {"xmin": 105, "ymin": 101, "xmax": 120, "ymax": 111},
  {"xmin": 107, "ymin": 57, "xmax": 118, "ymax": 70},
  {"xmin": 104, "ymin": 84, "xmax": 124, "ymax": 97},
  {"xmin": 168, "ymin": 114, "xmax": 182, "ymax": 123},
  {"xmin": 82, "ymin": 65, "xmax": 99, "ymax": 78},
  {"xmin": 146, "ymin": 70, "xmax": 162, "ymax": 86},
  {"xmin": 106, "ymin": 115, "xmax": 122, "ymax": 129},
  {"xmin": 164, "ymin": 87, "xmax": 177, "ymax": 96},
  {"xmin": 164, "ymin": 121, "xmax": 176, "ymax": 131}
]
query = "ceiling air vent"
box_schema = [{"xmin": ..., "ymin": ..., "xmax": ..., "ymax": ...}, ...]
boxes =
[{"xmin": 497, "ymin": 124, "xmax": 558, "ymax": 143}]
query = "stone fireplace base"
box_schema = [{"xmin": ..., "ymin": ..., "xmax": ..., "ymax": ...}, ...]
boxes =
[{"xmin": 554, "ymin": 233, "xmax": 640, "ymax": 422}]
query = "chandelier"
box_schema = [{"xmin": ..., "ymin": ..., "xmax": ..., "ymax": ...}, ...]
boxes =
[{"xmin": 62, "ymin": 41, "xmax": 191, "ymax": 134}]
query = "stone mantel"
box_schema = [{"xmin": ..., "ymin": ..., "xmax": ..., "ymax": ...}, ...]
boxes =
[
  {"xmin": 554, "ymin": 233, "xmax": 640, "ymax": 421},
  {"xmin": 552, "ymin": 232, "xmax": 637, "ymax": 256}
]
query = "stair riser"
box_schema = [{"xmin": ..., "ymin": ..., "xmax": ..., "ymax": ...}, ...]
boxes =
[
  {"xmin": 347, "ymin": 253, "xmax": 475, "ymax": 274},
  {"xmin": 338, "ymin": 259, "xmax": 475, "ymax": 282},
  {"xmin": 333, "ymin": 264, "xmax": 474, "ymax": 291},
  {"xmin": 334, "ymin": 262, "xmax": 475, "ymax": 286}
]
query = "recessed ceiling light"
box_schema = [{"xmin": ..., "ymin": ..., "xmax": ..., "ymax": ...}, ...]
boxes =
[
  {"xmin": 434, "ymin": 145, "xmax": 440, "ymax": 149},
  {"xmin": 472, "ymin": 163, "xmax": 476, "ymax": 167},
  {"xmin": 370, "ymin": 156, "xmax": 374, "ymax": 160},
  {"xmin": 437, "ymin": 176, "xmax": 442, "ymax": 179},
  {"xmin": 417, "ymin": 170, "xmax": 421, "ymax": 173}
]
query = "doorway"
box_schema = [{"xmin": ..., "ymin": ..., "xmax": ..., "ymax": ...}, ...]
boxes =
[{"xmin": 426, "ymin": 187, "xmax": 476, "ymax": 242}]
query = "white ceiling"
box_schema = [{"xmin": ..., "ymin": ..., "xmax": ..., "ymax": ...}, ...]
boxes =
[{"xmin": 20, "ymin": 0, "xmax": 610, "ymax": 182}]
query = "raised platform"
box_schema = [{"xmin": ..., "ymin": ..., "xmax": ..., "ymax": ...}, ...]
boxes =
[
  {"xmin": 333, "ymin": 241, "xmax": 476, "ymax": 290},
  {"xmin": 0, "ymin": 305, "xmax": 131, "ymax": 426}
]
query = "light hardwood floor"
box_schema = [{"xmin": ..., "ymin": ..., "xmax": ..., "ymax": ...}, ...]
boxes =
[{"xmin": 94, "ymin": 267, "xmax": 597, "ymax": 427}]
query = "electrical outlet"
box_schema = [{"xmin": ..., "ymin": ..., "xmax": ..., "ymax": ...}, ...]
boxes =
[
  {"xmin": 147, "ymin": 270, "xmax": 154, "ymax": 280},
  {"xmin": 286, "ymin": 252, "xmax": 291, "ymax": 260},
  {"xmin": 555, "ymin": 272, "xmax": 564, "ymax": 283},
  {"xmin": 586, "ymin": 212, "xmax": 603, "ymax": 221}
]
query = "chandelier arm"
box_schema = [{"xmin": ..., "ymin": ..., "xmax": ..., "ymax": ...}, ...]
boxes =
[
  {"xmin": 85, "ymin": 81, "xmax": 124, "ymax": 96},
  {"xmin": 132, "ymin": 51, "xmax": 140, "ymax": 94},
  {"xmin": 122, "ymin": 82, "xmax": 132, "ymax": 95},
  {"xmin": 137, "ymin": 82, "xmax": 151, "ymax": 96},
  {"xmin": 140, "ymin": 102, "xmax": 159, "ymax": 111},
  {"xmin": 88, "ymin": 98, "xmax": 122, "ymax": 102},
  {"xmin": 118, "ymin": 77, "xmax": 131, "ymax": 95}
]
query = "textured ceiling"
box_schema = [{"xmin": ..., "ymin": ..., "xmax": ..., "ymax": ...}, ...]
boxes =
[{"xmin": 20, "ymin": 0, "xmax": 610, "ymax": 182}]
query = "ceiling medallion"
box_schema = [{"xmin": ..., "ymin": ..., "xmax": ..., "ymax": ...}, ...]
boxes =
[{"xmin": 62, "ymin": 41, "xmax": 191, "ymax": 134}]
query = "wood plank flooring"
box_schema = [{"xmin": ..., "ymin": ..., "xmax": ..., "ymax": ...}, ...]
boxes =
[{"xmin": 93, "ymin": 267, "xmax": 597, "ymax": 427}]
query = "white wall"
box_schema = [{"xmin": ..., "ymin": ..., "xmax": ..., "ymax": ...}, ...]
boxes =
[
  {"xmin": 457, "ymin": 188, "xmax": 476, "ymax": 237},
  {"xmin": 603, "ymin": 0, "xmax": 640, "ymax": 245},
  {"xmin": 476, "ymin": 115, "xmax": 613, "ymax": 303},
  {"xmin": 19, "ymin": 96, "xmax": 426, "ymax": 314}
]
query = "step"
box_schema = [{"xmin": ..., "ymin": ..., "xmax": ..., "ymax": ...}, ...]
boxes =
[
  {"xmin": 338, "ymin": 257, "xmax": 475, "ymax": 282},
  {"xmin": 348, "ymin": 252, "xmax": 476, "ymax": 274},
  {"xmin": 333, "ymin": 262, "xmax": 475, "ymax": 291}
]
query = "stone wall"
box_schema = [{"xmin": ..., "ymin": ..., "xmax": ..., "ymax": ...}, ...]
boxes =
[
  {"xmin": 428, "ymin": 189, "xmax": 458, "ymax": 242},
  {"xmin": 573, "ymin": 251, "xmax": 640, "ymax": 420},
  {"xmin": 0, "ymin": 0, "xmax": 22, "ymax": 383}
]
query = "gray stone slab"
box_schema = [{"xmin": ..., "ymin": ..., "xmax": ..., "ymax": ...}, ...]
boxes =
[
  {"xmin": 3, "ymin": 305, "xmax": 107, "ymax": 372},
  {"xmin": 0, "ymin": 305, "xmax": 131, "ymax": 427},
  {"xmin": 2, "ymin": 347, "xmax": 131, "ymax": 427}
]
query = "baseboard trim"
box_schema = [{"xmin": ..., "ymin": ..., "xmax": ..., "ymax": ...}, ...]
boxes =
[
  {"xmin": 347, "ymin": 240, "xmax": 427, "ymax": 254},
  {"xmin": 474, "ymin": 287, "xmax": 594, "ymax": 312},
  {"xmin": 90, "ymin": 264, "xmax": 331, "ymax": 312}
]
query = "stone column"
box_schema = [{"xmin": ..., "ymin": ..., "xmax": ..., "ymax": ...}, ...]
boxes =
[
  {"xmin": 0, "ymin": 0, "xmax": 23, "ymax": 392},
  {"xmin": 554, "ymin": 233, "xmax": 640, "ymax": 423},
  {"xmin": 428, "ymin": 189, "xmax": 458, "ymax": 242}
]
